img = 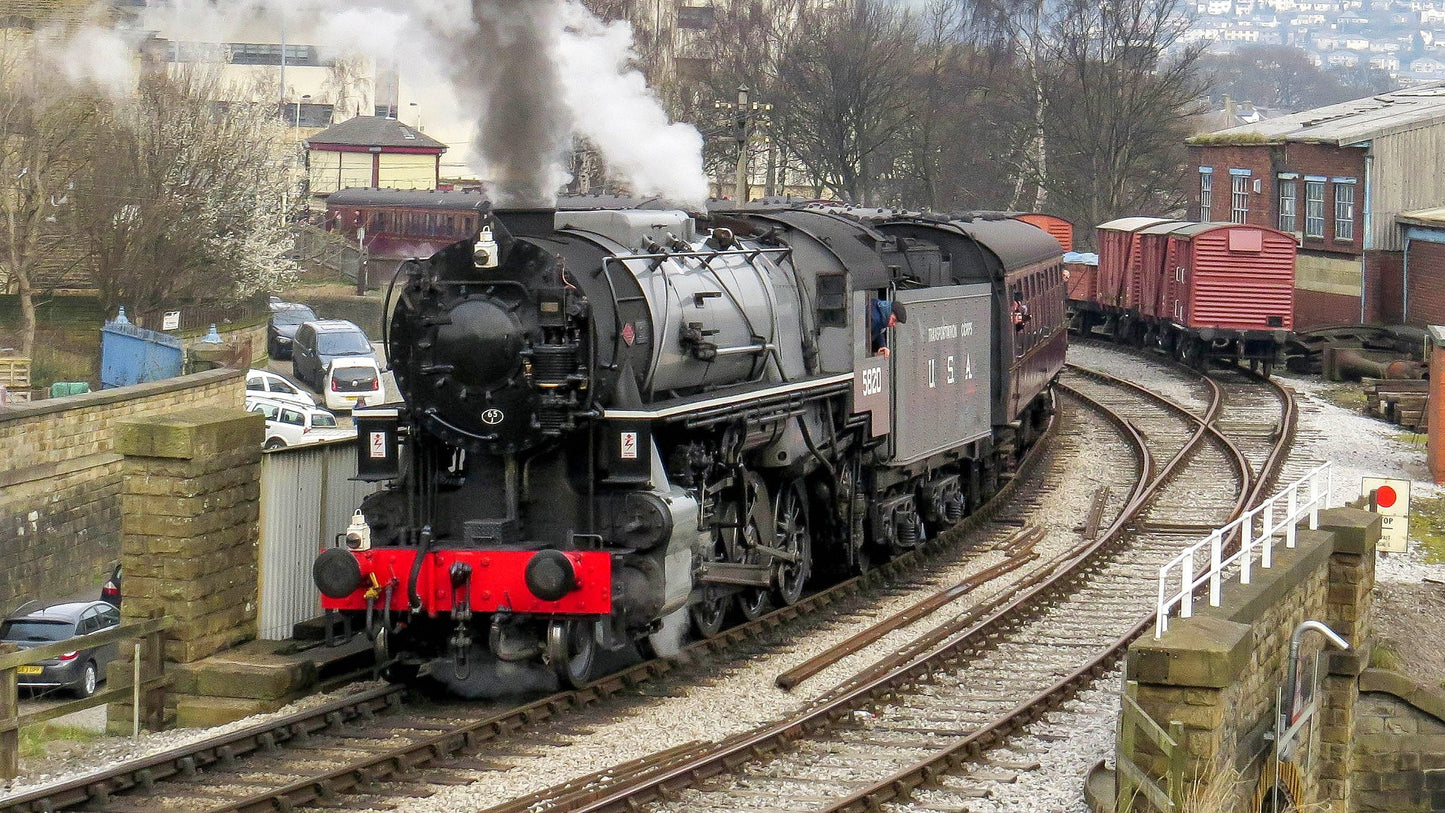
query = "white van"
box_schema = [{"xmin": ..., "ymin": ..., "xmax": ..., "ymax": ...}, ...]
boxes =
[{"xmin": 322, "ymin": 357, "xmax": 387, "ymax": 412}]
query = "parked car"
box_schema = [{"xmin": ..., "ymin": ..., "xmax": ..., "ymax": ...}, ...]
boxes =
[
  {"xmin": 267, "ymin": 300, "xmax": 318, "ymax": 360},
  {"xmin": 246, "ymin": 369, "xmax": 316, "ymax": 409},
  {"xmin": 101, "ymin": 564, "xmax": 121, "ymax": 607},
  {"xmin": 321, "ymin": 356, "xmax": 387, "ymax": 412},
  {"xmin": 245, "ymin": 396, "xmax": 353, "ymax": 449},
  {"xmin": 291, "ymin": 320, "xmax": 377, "ymax": 392},
  {"xmin": 0, "ymin": 600, "xmax": 120, "ymax": 697}
]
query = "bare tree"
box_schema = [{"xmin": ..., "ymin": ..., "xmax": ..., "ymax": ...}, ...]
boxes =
[
  {"xmin": 964, "ymin": 0, "xmax": 1053, "ymax": 211},
  {"xmin": 1039, "ymin": 0, "xmax": 1208, "ymax": 237},
  {"xmin": 773, "ymin": 0, "xmax": 919, "ymax": 204},
  {"xmin": 72, "ymin": 68, "xmax": 296, "ymax": 318},
  {"xmin": 0, "ymin": 31, "xmax": 99, "ymax": 357},
  {"xmin": 322, "ymin": 56, "xmax": 372, "ymax": 121}
]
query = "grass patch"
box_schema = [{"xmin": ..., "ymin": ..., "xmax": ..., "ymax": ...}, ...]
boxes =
[
  {"xmin": 18, "ymin": 721, "xmax": 104, "ymax": 759},
  {"xmin": 1370, "ymin": 644, "xmax": 1404, "ymax": 671},
  {"xmin": 1409, "ymin": 494, "xmax": 1445, "ymax": 564},
  {"xmin": 1312, "ymin": 382, "xmax": 1368, "ymax": 412}
]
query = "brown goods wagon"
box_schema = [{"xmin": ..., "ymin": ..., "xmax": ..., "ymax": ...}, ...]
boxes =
[
  {"xmin": 1165, "ymin": 223, "xmax": 1295, "ymax": 332},
  {"xmin": 1136, "ymin": 221, "xmax": 1195, "ymax": 320},
  {"xmin": 1064, "ymin": 261, "xmax": 1098, "ymax": 302},
  {"xmin": 1014, "ymin": 213, "xmax": 1074, "ymax": 253},
  {"xmin": 1096, "ymin": 217, "xmax": 1174, "ymax": 310}
]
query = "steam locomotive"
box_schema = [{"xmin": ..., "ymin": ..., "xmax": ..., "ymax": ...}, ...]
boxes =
[{"xmin": 311, "ymin": 202, "xmax": 1067, "ymax": 690}]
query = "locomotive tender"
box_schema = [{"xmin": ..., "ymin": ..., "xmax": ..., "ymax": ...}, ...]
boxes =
[{"xmin": 312, "ymin": 202, "xmax": 1067, "ymax": 689}]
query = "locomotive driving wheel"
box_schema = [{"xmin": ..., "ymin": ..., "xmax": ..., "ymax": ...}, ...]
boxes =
[
  {"xmin": 733, "ymin": 474, "xmax": 773, "ymax": 621},
  {"xmin": 772, "ymin": 479, "xmax": 812, "ymax": 606}
]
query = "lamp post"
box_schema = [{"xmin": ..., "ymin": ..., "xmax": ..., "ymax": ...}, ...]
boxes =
[
  {"xmin": 408, "ymin": 101, "xmax": 422, "ymax": 131},
  {"xmin": 294, "ymin": 94, "xmax": 310, "ymax": 134}
]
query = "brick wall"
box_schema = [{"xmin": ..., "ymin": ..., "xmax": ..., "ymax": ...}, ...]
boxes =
[
  {"xmin": 1189, "ymin": 142, "xmax": 1366, "ymax": 255},
  {"xmin": 1120, "ymin": 508, "xmax": 1380, "ymax": 812},
  {"xmin": 0, "ymin": 368, "xmax": 244, "ymax": 611},
  {"xmin": 1297, "ymin": 289, "xmax": 1363, "ymax": 328}
]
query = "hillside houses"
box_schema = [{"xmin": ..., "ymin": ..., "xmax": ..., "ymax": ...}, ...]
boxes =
[{"xmin": 1188, "ymin": 0, "xmax": 1445, "ymax": 82}]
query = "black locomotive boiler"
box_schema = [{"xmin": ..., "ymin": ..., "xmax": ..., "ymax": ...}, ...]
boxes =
[{"xmin": 312, "ymin": 203, "xmax": 1067, "ymax": 690}]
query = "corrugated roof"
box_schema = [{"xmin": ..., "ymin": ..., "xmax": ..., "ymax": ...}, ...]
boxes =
[
  {"xmin": 1192, "ymin": 81, "xmax": 1445, "ymax": 146},
  {"xmin": 1397, "ymin": 206, "xmax": 1445, "ymax": 227},
  {"xmin": 306, "ymin": 116, "xmax": 447, "ymax": 151}
]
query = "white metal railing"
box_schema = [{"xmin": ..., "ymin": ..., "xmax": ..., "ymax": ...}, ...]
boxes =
[{"xmin": 1155, "ymin": 462, "xmax": 1334, "ymax": 638}]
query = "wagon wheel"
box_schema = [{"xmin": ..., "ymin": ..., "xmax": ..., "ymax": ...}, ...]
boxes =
[
  {"xmin": 772, "ymin": 479, "xmax": 813, "ymax": 606},
  {"xmin": 548, "ymin": 618, "xmax": 598, "ymax": 689}
]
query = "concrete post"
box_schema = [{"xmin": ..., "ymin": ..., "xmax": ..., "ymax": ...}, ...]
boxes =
[{"xmin": 107, "ymin": 408, "xmax": 263, "ymax": 732}]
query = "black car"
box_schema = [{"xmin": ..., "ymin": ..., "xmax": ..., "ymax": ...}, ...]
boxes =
[
  {"xmin": 0, "ymin": 601, "xmax": 120, "ymax": 697},
  {"xmin": 291, "ymin": 319, "xmax": 377, "ymax": 391},
  {"xmin": 268, "ymin": 300, "xmax": 318, "ymax": 360},
  {"xmin": 101, "ymin": 564, "xmax": 121, "ymax": 607}
]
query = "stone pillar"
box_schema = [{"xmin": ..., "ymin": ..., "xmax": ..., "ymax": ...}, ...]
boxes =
[
  {"xmin": 1317, "ymin": 507, "xmax": 1381, "ymax": 808},
  {"xmin": 1427, "ymin": 326, "xmax": 1445, "ymax": 484},
  {"xmin": 107, "ymin": 408, "xmax": 263, "ymax": 732}
]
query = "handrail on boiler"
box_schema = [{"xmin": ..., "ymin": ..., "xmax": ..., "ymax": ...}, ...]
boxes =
[{"xmin": 1154, "ymin": 462, "xmax": 1334, "ymax": 638}]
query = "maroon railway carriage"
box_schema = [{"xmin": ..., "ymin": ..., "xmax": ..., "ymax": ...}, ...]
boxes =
[{"xmin": 325, "ymin": 188, "xmax": 492, "ymax": 286}]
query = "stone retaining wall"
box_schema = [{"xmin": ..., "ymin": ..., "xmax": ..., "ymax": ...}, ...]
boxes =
[
  {"xmin": 0, "ymin": 369, "xmax": 244, "ymax": 612},
  {"xmin": 1349, "ymin": 669, "xmax": 1445, "ymax": 811}
]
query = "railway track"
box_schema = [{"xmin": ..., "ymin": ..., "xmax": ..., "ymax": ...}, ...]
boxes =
[
  {"xmin": 3, "ymin": 348, "xmax": 1298, "ymax": 813},
  {"xmin": 465, "ymin": 357, "xmax": 1295, "ymax": 813}
]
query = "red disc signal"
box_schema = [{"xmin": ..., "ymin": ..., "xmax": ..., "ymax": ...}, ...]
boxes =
[{"xmin": 1376, "ymin": 485, "xmax": 1397, "ymax": 509}]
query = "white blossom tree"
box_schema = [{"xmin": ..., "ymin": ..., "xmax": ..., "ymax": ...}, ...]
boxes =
[{"xmin": 73, "ymin": 68, "xmax": 297, "ymax": 318}]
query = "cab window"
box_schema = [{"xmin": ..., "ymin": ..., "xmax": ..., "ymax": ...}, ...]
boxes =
[{"xmin": 280, "ymin": 409, "xmax": 304, "ymax": 426}]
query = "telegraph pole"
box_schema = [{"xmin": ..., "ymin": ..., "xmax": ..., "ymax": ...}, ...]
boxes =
[{"xmin": 714, "ymin": 85, "xmax": 771, "ymax": 204}]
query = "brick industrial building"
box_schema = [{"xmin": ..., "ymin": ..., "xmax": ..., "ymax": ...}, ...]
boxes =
[{"xmin": 1188, "ymin": 82, "xmax": 1445, "ymax": 329}]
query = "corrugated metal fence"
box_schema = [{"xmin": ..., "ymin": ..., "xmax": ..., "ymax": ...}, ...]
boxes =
[{"xmin": 258, "ymin": 438, "xmax": 380, "ymax": 640}]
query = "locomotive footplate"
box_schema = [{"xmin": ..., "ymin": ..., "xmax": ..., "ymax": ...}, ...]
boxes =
[{"xmin": 696, "ymin": 561, "xmax": 773, "ymax": 587}]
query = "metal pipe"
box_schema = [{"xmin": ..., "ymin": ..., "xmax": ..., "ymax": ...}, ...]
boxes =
[{"xmin": 1279, "ymin": 619, "xmax": 1349, "ymax": 752}]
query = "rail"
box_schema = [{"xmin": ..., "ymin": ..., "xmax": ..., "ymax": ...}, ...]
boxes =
[
  {"xmin": 1154, "ymin": 462, "xmax": 1333, "ymax": 638},
  {"xmin": 0, "ymin": 614, "xmax": 173, "ymax": 779}
]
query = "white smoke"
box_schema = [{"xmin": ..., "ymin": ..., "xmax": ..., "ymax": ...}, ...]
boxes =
[
  {"xmin": 108, "ymin": 0, "xmax": 709, "ymax": 206},
  {"xmin": 555, "ymin": 3, "xmax": 710, "ymax": 206},
  {"xmin": 39, "ymin": 24, "xmax": 138, "ymax": 98}
]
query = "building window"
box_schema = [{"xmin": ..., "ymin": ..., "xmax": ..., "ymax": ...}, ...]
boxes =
[
  {"xmin": 1334, "ymin": 180, "xmax": 1356, "ymax": 241},
  {"xmin": 1278, "ymin": 176, "xmax": 1297, "ymax": 233},
  {"xmin": 1304, "ymin": 179, "xmax": 1325, "ymax": 238},
  {"xmin": 1230, "ymin": 172, "xmax": 1250, "ymax": 224},
  {"xmin": 1199, "ymin": 169, "xmax": 1213, "ymax": 221}
]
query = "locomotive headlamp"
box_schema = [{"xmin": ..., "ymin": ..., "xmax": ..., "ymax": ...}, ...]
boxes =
[
  {"xmin": 474, "ymin": 226, "xmax": 499, "ymax": 269},
  {"xmin": 524, "ymin": 549, "xmax": 579, "ymax": 602},
  {"xmin": 344, "ymin": 510, "xmax": 371, "ymax": 551}
]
